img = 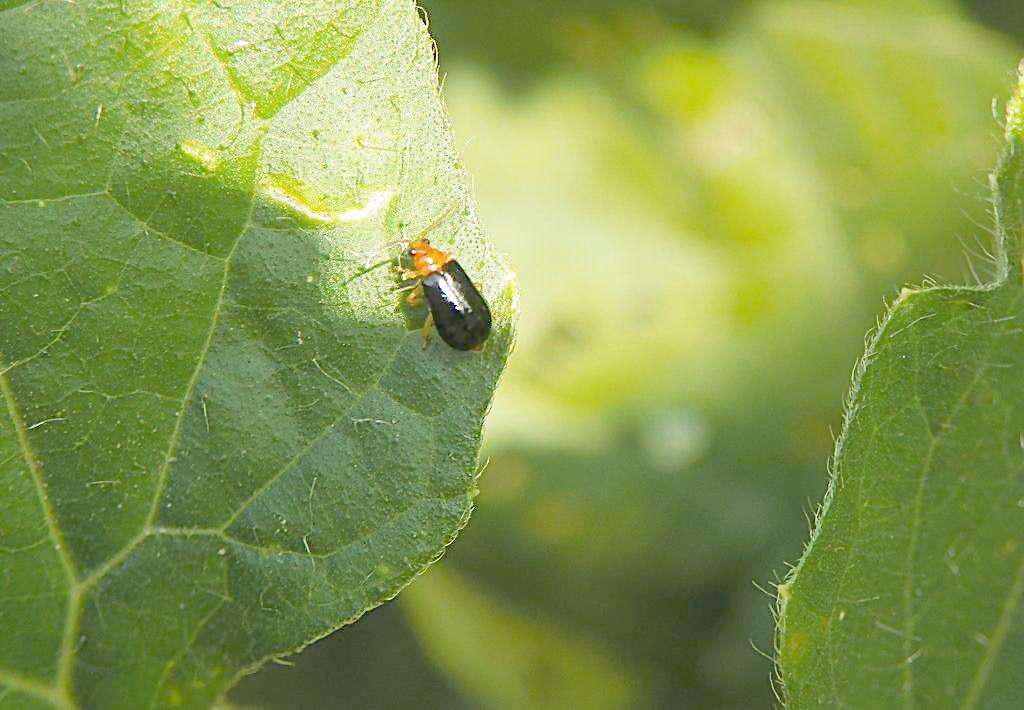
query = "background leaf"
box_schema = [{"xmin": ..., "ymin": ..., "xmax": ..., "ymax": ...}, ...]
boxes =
[
  {"xmin": 777, "ymin": 64, "xmax": 1024, "ymax": 707},
  {"xmin": 0, "ymin": 1, "xmax": 514, "ymax": 707},
  {"xmin": 401, "ymin": 567, "xmax": 634, "ymax": 710}
]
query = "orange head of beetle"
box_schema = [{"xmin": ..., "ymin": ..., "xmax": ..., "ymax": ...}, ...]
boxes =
[{"xmin": 407, "ymin": 238, "xmax": 451, "ymax": 277}]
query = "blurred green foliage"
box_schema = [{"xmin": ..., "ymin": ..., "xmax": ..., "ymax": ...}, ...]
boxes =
[{"xmin": 231, "ymin": 0, "xmax": 1021, "ymax": 707}]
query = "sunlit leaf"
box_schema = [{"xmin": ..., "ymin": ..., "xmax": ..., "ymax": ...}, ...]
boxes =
[{"xmin": 0, "ymin": 1, "xmax": 515, "ymax": 707}]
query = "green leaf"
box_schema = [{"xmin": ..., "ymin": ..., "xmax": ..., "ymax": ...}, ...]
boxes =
[
  {"xmin": 777, "ymin": 64, "xmax": 1024, "ymax": 707},
  {"xmin": 0, "ymin": 1, "xmax": 515, "ymax": 707}
]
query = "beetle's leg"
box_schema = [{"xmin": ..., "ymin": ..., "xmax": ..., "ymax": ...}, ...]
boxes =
[
  {"xmin": 388, "ymin": 259, "xmax": 416, "ymax": 280},
  {"xmin": 406, "ymin": 283, "xmax": 425, "ymax": 307},
  {"xmin": 391, "ymin": 283, "xmax": 417, "ymax": 293},
  {"xmin": 421, "ymin": 310, "xmax": 433, "ymax": 348}
]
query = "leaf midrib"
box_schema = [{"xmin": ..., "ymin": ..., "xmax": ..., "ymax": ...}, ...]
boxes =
[{"xmin": 0, "ymin": 370, "xmax": 78, "ymax": 708}]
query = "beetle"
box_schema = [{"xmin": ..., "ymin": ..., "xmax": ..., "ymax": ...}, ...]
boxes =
[{"xmin": 394, "ymin": 204, "xmax": 492, "ymax": 351}]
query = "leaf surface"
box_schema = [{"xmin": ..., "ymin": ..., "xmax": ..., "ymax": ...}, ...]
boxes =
[
  {"xmin": 778, "ymin": 64, "xmax": 1024, "ymax": 707},
  {"xmin": 0, "ymin": 1, "xmax": 515, "ymax": 707}
]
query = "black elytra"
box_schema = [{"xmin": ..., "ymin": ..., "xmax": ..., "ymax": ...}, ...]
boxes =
[{"xmin": 421, "ymin": 260, "xmax": 492, "ymax": 351}]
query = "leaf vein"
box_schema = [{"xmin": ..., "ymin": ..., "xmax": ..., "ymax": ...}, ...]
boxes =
[
  {"xmin": 105, "ymin": 192, "xmax": 228, "ymax": 261},
  {"xmin": 962, "ymin": 549, "xmax": 1024, "ymax": 708},
  {"xmin": 218, "ymin": 339, "xmax": 410, "ymax": 533},
  {"xmin": 147, "ymin": 598, "xmax": 228, "ymax": 710},
  {"xmin": 902, "ymin": 363, "xmax": 990, "ymax": 706},
  {"xmin": 0, "ymin": 667, "xmax": 65, "ymax": 708},
  {"xmin": 221, "ymin": 495, "xmax": 458, "ymax": 559}
]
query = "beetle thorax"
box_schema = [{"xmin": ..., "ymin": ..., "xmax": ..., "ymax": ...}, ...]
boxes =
[{"xmin": 408, "ymin": 240, "xmax": 450, "ymax": 276}]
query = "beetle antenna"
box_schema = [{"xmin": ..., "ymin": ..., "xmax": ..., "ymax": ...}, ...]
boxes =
[
  {"xmin": 362, "ymin": 238, "xmax": 407, "ymax": 267},
  {"xmin": 361, "ymin": 202, "xmax": 461, "ymax": 267},
  {"xmin": 410, "ymin": 201, "xmax": 461, "ymax": 243}
]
